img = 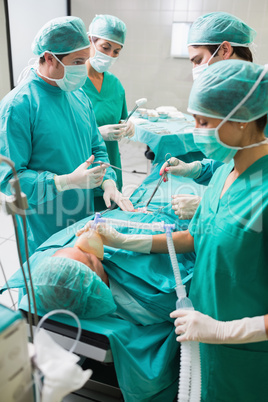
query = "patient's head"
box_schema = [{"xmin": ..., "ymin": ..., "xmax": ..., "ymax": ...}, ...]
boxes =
[
  {"xmin": 31, "ymin": 256, "xmax": 117, "ymax": 319},
  {"xmin": 53, "ymin": 246, "xmax": 108, "ymax": 285}
]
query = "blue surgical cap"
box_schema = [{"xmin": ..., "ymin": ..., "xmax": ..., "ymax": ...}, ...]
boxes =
[
  {"xmin": 188, "ymin": 60, "xmax": 268, "ymax": 122},
  {"xmin": 88, "ymin": 14, "xmax": 126, "ymax": 46},
  {"xmin": 188, "ymin": 12, "xmax": 256, "ymax": 47},
  {"xmin": 32, "ymin": 16, "xmax": 90, "ymax": 56},
  {"xmin": 31, "ymin": 257, "xmax": 116, "ymax": 319}
]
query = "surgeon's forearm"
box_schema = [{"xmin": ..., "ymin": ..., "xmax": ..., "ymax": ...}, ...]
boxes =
[
  {"xmin": 4, "ymin": 169, "xmax": 58, "ymax": 206},
  {"xmin": 265, "ymin": 315, "xmax": 268, "ymax": 337},
  {"xmin": 151, "ymin": 230, "xmax": 194, "ymax": 253}
]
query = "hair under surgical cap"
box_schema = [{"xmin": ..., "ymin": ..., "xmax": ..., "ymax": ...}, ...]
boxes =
[
  {"xmin": 32, "ymin": 16, "xmax": 90, "ymax": 56},
  {"xmin": 88, "ymin": 14, "xmax": 126, "ymax": 46},
  {"xmin": 188, "ymin": 12, "xmax": 256, "ymax": 47},
  {"xmin": 187, "ymin": 60, "xmax": 268, "ymax": 122},
  {"xmin": 31, "ymin": 257, "xmax": 116, "ymax": 319}
]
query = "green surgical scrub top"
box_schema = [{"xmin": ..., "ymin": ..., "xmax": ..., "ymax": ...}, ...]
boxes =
[
  {"xmin": 188, "ymin": 156, "xmax": 268, "ymax": 402},
  {"xmin": 82, "ymin": 71, "xmax": 128, "ymax": 195},
  {"xmin": 0, "ymin": 69, "xmax": 116, "ymax": 262}
]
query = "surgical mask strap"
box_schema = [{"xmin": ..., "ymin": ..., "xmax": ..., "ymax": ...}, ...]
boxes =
[
  {"xmin": 192, "ymin": 44, "xmax": 222, "ymax": 81},
  {"xmin": 208, "ymin": 43, "xmax": 222, "ymax": 65},
  {"xmin": 48, "ymin": 52, "xmax": 66, "ymax": 69},
  {"xmin": 90, "ymin": 37, "xmax": 115, "ymax": 62},
  {"xmin": 37, "ymin": 52, "xmax": 66, "ymax": 83},
  {"xmin": 91, "ymin": 38, "xmax": 97, "ymax": 53},
  {"xmin": 17, "ymin": 58, "xmax": 39, "ymax": 84},
  {"xmin": 217, "ymin": 63, "xmax": 268, "ymax": 131}
]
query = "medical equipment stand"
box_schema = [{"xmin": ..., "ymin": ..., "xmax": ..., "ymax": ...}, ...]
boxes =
[
  {"xmin": 0, "ymin": 304, "xmax": 34, "ymax": 402},
  {"xmin": 20, "ymin": 308, "xmax": 124, "ymax": 402}
]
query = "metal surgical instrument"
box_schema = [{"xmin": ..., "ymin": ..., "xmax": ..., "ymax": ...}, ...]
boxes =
[
  {"xmin": 91, "ymin": 160, "xmax": 143, "ymax": 174},
  {"xmin": 145, "ymin": 153, "xmax": 172, "ymax": 208},
  {"xmin": 124, "ymin": 98, "xmax": 147, "ymax": 123}
]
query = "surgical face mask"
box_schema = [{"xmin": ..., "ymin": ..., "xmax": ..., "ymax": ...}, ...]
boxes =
[
  {"xmin": 192, "ymin": 44, "xmax": 222, "ymax": 81},
  {"xmin": 194, "ymin": 125, "xmax": 268, "ymax": 163},
  {"xmin": 193, "ymin": 127, "xmax": 237, "ymax": 163},
  {"xmin": 89, "ymin": 40, "xmax": 117, "ymax": 73},
  {"xmin": 38, "ymin": 53, "xmax": 87, "ymax": 92},
  {"xmin": 193, "ymin": 62, "xmax": 268, "ymax": 162}
]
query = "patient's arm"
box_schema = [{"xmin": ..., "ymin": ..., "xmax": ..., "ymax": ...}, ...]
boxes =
[{"xmin": 151, "ymin": 230, "xmax": 194, "ymax": 254}]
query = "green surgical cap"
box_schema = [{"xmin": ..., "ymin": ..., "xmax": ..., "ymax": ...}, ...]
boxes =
[
  {"xmin": 88, "ymin": 14, "xmax": 126, "ymax": 46},
  {"xmin": 188, "ymin": 12, "xmax": 256, "ymax": 47},
  {"xmin": 31, "ymin": 257, "xmax": 116, "ymax": 319},
  {"xmin": 187, "ymin": 60, "xmax": 268, "ymax": 122},
  {"xmin": 32, "ymin": 16, "xmax": 90, "ymax": 56}
]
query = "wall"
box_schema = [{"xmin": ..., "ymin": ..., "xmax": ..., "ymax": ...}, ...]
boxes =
[
  {"xmin": 0, "ymin": 0, "xmax": 11, "ymax": 99},
  {"xmin": 71, "ymin": 0, "xmax": 268, "ymax": 113},
  {"xmin": 1, "ymin": 0, "xmax": 268, "ymax": 110}
]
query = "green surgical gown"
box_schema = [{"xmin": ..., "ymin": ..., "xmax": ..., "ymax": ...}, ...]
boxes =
[
  {"xmin": 0, "ymin": 70, "xmax": 116, "ymax": 261},
  {"xmin": 82, "ymin": 72, "xmax": 128, "ymax": 209},
  {"xmin": 188, "ymin": 156, "xmax": 268, "ymax": 402}
]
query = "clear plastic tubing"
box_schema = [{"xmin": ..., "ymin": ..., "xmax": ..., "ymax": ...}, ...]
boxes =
[
  {"xmin": 189, "ymin": 342, "xmax": 201, "ymax": 402},
  {"xmin": 34, "ymin": 309, "xmax": 81, "ymax": 354},
  {"xmin": 103, "ymin": 217, "xmax": 175, "ymax": 233},
  {"xmin": 166, "ymin": 229, "xmax": 201, "ymax": 402},
  {"xmin": 92, "ymin": 213, "xmax": 201, "ymax": 400}
]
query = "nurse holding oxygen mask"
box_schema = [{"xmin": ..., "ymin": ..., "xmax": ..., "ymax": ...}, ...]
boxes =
[{"xmin": 95, "ymin": 60, "xmax": 268, "ymax": 402}]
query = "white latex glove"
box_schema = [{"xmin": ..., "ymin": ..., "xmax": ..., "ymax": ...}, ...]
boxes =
[
  {"xmin": 54, "ymin": 155, "xmax": 106, "ymax": 191},
  {"xmin": 160, "ymin": 158, "xmax": 202, "ymax": 179},
  {"xmin": 124, "ymin": 120, "xmax": 135, "ymax": 138},
  {"xmin": 171, "ymin": 194, "xmax": 201, "ymax": 219},
  {"xmin": 99, "ymin": 222, "xmax": 152, "ymax": 253},
  {"xmin": 76, "ymin": 222, "xmax": 152, "ymax": 253},
  {"xmin": 170, "ymin": 309, "xmax": 268, "ymax": 344},
  {"xmin": 102, "ymin": 179, "xmax": 134, "ymax": 211},
  {"xmin": 99, "ymin": 123, "xmax": 127, "ymax": 141},
  {"xmin": 34, "ymin": 329, "xmax": 92, "ymax": 402}
]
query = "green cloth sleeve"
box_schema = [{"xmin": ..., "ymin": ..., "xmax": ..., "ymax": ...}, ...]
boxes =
[
  {"xmin": 0, "ymin": 103, "xmax": 58, "ymax": 207},
  {"xmin": 87, "ymin": 100, "xmax": 117, "ymax": 184}
]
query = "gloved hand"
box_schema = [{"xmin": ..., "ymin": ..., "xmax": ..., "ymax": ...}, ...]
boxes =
[
  {"xmin": 102, "ymin": 179, "xmax": 134, "ymax": 211},
  {"xmin": 171, "ymin": 194, "xmax": 201, "ymax": 219},
  {"xmin": 98, "ymin": 223, "xmax": 152, "ymax": 253},
  {"xmin": 76, "ymin": 222, "xmax": 152, "ymax": 253},
  {"xmin": 170, "ymin": 309, "xmax": 268, "ymax": 344},
  {"xmin": 54, "ymin": 155, "xmax": 106, "ymax": 191},
  {"xmin": 124, "ymin": 120, "xmax": 135, "ymax": 138},
  {"xmin": 160, "ymin": 158, "xmax": 202, "ymax": 180},
  {"xmin": 99, "ymin": 123, "xmax": 127, "ymax": 141}
]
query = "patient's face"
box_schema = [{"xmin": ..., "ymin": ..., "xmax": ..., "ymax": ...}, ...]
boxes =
[{"xmin": 53, "ymin": 247, "xmax": 109, "ymax": 286}]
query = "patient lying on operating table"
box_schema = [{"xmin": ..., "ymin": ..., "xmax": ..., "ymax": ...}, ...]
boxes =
[
  {"xmin": 32, "ymin": 229, "xmax": 165, "ymax": 325},
  {"xmin": 3, "ymin": 167, "xmax": 201, "ymax": 321},
  {"xmin": 1, "ymin": 168, "xmax": 203, "ymax": 402}
]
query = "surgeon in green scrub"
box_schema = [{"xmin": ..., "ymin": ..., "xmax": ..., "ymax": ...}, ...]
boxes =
[
  {"xmin": 161, "ymin": 12, "xmax": 259, "ymax": 220},
  {"xmin": 82, "ymin": 14, "xmax": 135, "ymax": 210},
  {"xmin": 0, "ymin": 16, "xmax": 133, "ymax": 262},
  {"xmin": 92, "ymin": 60, "xmax": 268, "ymax": 401}
]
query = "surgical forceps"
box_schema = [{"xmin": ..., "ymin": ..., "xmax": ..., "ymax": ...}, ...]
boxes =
[
  {"xmin": 145, "ymin": 153, "xmax": 172, "ymax": 208},
  {"xmin": 91, "ymin": 160, "xmax": 140, "ymax": 174}
]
